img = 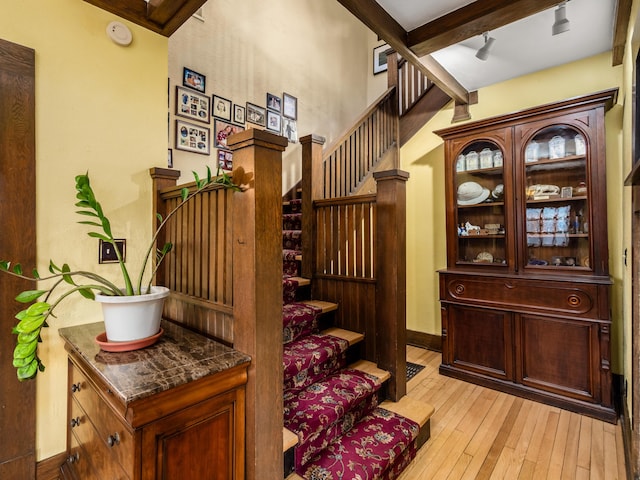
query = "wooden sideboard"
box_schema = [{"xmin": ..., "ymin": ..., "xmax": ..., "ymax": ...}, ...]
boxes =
[
  {"xmin": 58, "ymin": 320, "xmax": 251, "ymax": 479},
  {"xmin": 435, "ymin": 90, "xmax": 617, "ymax": 423}
]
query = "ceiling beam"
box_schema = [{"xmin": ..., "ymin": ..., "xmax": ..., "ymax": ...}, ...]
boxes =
[
  {"xmin": 612, "ymin": 0, "xmax": 632, "ymax": 66},
  {"xmin": 407, "ymin": 0, "xmax": 563, "ymax": 57},
  {"xmin": 337, "ymin": 0, "xmax": 470, "ymax": 105}
]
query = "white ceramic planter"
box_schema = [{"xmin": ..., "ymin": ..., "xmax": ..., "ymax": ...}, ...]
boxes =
[{"xmin": 95, "ymin": 286, "xmax": 170, "ymax": 342}]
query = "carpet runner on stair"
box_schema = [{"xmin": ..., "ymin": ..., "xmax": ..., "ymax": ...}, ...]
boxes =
[{"xmin": 282, "ymin": 198, "xmax": 420, "ymax": 480}]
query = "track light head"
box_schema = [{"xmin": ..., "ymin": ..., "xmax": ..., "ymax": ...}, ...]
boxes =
[
  {"xmin": 552, "ymin": 2, "xmax": 570, "ymax": 35},
  {"xmin": 475, "ymin": 32, "xmax": 495, "ymax": 61}
]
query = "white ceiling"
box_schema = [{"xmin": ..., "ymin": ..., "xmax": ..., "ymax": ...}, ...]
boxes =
[{"xmin": 376, "ymin": 0, "xmax": 617, "ymax": 91}]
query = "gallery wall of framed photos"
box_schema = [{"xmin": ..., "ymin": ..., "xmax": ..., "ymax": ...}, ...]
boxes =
[{"xmin": 169, "ymin": 66, "xmax": 299, "ymax": 172}]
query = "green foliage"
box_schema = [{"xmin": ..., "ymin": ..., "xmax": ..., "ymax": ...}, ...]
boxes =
[{"xmin": 0, "ymin": 166, "xmax": 241, "ymax": 380}]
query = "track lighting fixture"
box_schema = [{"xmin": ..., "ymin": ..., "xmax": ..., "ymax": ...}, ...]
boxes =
[
  {"xmin": 552, "ymin": 2, "xmax": 570, "ymax": 36},
  {"xmin": 475, "ymin": 32, "xmax": 495, "ymax": 61}
]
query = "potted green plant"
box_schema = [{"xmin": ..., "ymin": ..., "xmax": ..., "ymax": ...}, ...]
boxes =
[{"xmin": 0, "ymin": 166, "xmax": 240, "ymax": 381}]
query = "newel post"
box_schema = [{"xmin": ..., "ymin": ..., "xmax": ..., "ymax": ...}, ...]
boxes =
[
  {"xmin": 227, "ymin": 129, "xmax": 288, "ymax": 480},
  {"xmin": 149, "ymin": 167, "xmax": 180, "ymax": 287},
  {"xmin": 374, "ymin": 169, "xmax": 409, "ymax": 401},
  {"xmin": 300, "ymin": 134, "xmax": 325, "ymax": 279}
]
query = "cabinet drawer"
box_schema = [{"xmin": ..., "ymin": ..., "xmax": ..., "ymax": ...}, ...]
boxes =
[
  {"xmin": 69, "ymin": 399, "xmax": 130, "ymax": 479},
  {"xmin": 70, "ymin": 363, "xmax": 134, "ymax": 477},
  {"xmin": 441, "ymin": 274, "xmax": 603, "ymax": 319}
]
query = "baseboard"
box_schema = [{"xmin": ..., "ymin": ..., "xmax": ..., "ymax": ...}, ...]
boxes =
[
  {"xmin": 36, "ymin": 452, "xmax": 65, "ymax": 480},
  {"xmin": 407, "ymin": 330, "xmax": 441, "ymax": 352},
  {"xmin": 619, "ymin": 379, "xmax": 636, "ymax": 480}
]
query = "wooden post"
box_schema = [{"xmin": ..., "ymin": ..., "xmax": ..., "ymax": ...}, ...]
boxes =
[
  {"xmin": 300, "ymin": 134, "xmax": 325, "ymax": 279},
  {"xmin": 227, "ymin": 129, "xmax": 288, "ymax": 480},
  {"xmin": 374, "ymin": 169, "xmax": 409, "ymax": 401},
  {"xmin": 149, "ymin": 167, "xmax": 180, "ymax": 287}
]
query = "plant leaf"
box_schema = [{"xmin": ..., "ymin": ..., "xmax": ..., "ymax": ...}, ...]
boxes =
[
  {"xmin": 78, "ymin": 288, "xmax": 95, "ymax": 300},
  {"xmin": 13, "ymin": 338, "xmax": 38, "ymax": 358},
  {"xmin": 13, "ymin": 352, "xmax": 35, "ymax": 368},
  {"xmin": 87, "ymin": 232, "xmax": 110, "ymax": 242},
  {"xmin": 15, "ymin": 290, "xmax": 47, "ymax": 303},
  {"xmin": 14, "ymin": 314, "xmax": 46, "ymax": 335},
  {"xmin": 181, "ymin": 187, "xmax": 189, "ymax": 201},
  {"xmin": 17, "ymin": 360, "xmax": 38, "ymax": 380}
]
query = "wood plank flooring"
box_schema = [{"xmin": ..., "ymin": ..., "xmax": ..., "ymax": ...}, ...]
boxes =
[{"xmin": 399, "ymin": 346, "xmax": 627, "ymax": 480}]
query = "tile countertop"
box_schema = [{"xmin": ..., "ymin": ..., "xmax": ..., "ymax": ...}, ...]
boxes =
[{"xmin": 59, "ymin": 320, "xmax": 251, "ymax": 405}]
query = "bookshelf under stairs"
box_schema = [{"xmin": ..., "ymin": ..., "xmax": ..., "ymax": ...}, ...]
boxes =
[{"xmin": 281, "ymin": 199, "xmax": 434, "ymax": 479}]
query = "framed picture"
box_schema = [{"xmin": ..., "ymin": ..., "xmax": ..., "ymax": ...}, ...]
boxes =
[
  {"xmin": 282, "ymin": 92, "xmax": 297, "ymax": 120},
  {"xmin": 182, "ymin": 67, "xmax": 206, "ymax": 93},
  {"xmin": 175, "ymin": 119, "xmax": 210, "ymax": 155},
  {"xmin": 218, "ymin": 149, "xmax": 233, "ymax": 171},
  {"xmin": 233, "ymin": 104, "xmax": 246, "ymax": 125},
  {"xmin": 176, "ymin": 86, "xmax": 210, "ymax": 123},
  {"xmin": 373, "ymin": 44, "xmax": 389, "ymax": 75},
  {"xmin": 214, "ymin": 119, "xmax": 244, "ymax": 149},
  {"xmin": 267, "ymin": 110, "xmax": 281, "ymax": 133},
  {"xmin": 246, "ymin": 102, "xmax": 266, "ymax": 126},
  {"xmin": 267, "ymin": 93, "xmax": 282, "ymax": 113},
  {"xmin": 282, "ymin": 117, "xmax": 297, "ymax": 143},
  {"xmin": 212, "ymin": 94, "xmax": 232, "ymax": 121},
  {"xmin": 167, "ymin": 148, "xmax": 173, "ymax": 168}
]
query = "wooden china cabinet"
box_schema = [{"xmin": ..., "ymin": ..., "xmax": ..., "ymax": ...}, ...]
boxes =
[{"xmin": 435, "ymin": 90, "xmax": 618, "ymax": 423}]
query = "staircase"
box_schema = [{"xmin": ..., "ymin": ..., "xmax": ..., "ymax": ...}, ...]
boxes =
[{"xmin": 281, "ymin": 199, "xmax": 433, "ymax": 479}]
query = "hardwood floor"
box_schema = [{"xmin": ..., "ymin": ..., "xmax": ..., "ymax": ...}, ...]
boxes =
[{"xmin": 399, "ymin": 346, "xmax": 627, "ymax": 480}]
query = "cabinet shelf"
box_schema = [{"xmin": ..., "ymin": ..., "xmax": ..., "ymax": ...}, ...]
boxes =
[
  {"xmin": 526, "ymin": 195, "xmax": 587, "ymax": 204},
  {"xmin": 457, "ymin": 201, "xmax": 504, "ymax": 209},
  {"xmin": 527, "ymin": 233, "xmax": 588, "ymax": 239},
  {"xmin": 459, "ymin": 166, "xmax": 503, "ymax": 175},
  {"xmin": 524, "ymin": 156, "xmax": 586, "ymax": 170},
  {"xmin": 459, "ymin": 234, "xmax": 505, "ymax": 239}
]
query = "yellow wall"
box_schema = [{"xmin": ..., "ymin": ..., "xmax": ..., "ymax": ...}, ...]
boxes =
[
  {"xmin": 403, "ymin": 52, "xmax": 625, "ymax": 371},
  {"xmin": 168, "ymin": 0, "xmax": 374, "ymax": 193},
  {"xmin": 0, "ymin": 0, "xmax": 168, "ymax": 460}
]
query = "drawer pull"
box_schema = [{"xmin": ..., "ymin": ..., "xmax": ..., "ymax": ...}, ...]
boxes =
[
  {"xmin": 71, "ymin": 382, "xmax": 81, "ymax": 393},
  {"xmin": 454, "ymin": 284, "xmax": 465, "ymax": 295},
  {"xmin": 70, "ymin": 417, "xmax": 81, "ymax": 428},
  {"xmin": 107, "ymin": 432, "xmax": 121, "ymax": 447},
  {"xmin": 568, "ymin": 294, "xmax": 581, "ymax": 307},
  {"xmin": 67, "ymin": 452, "xmax": 80, "ymax": 464},
  {"xmin": 504, "ymin": 282, "xmax": 515, "ymax": 289}
]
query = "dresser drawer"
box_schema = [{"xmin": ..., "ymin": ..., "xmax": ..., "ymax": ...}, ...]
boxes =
[
  {"xmin": 69, "ymin": 399, "xmax": 130, "ymax": 479},
  {"xmin": 69, "ymin": 363, "xmax": 134, "ymax": 477},
  {"xmin": 440, "ymin": 273, "xmax": 605, "ymax": 319}
]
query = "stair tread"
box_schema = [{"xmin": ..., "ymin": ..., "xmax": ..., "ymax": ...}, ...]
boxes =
[
  {"xmin": 348, "ymin": 359, "xmax": 390, "ymax": 384},
  {"xmin": 286, "ymin": 474, "xmax": 304, "ymax": 480},
  {"xmin": 288, "ymin": 276, "xmax": 310, "ymax": 286},
  {"xmin": 379, "ymin": 396, "xmax": 435, "ymax": 428},
  {"xmin": 301, "ymin": 300, "xmax": 338, "ymax": 313},
  {"xmin": 283, "ymin": 426, "xmax": 298, "ymax": 451},
  {"xmin": 321, "ymin": 327, "xmax": 363, "ymax": 346}
]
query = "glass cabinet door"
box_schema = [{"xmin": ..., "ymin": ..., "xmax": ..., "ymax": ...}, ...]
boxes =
[
  {"xmin": 523, "ymin": 125, "xmax": 591, "ymax": 271},
  {"xmin": 454, "ymin": 141, "xmax": 507, "ymax": 267}
]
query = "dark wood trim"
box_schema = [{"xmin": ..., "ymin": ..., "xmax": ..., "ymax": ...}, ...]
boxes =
[
  {"xmin": 400, "ymin": 86, "xmax": 451, "ymax": 146},
  {"xmin": 407, "ymin": 330, "xmax": 442, "ymax": 352},
  {"xmin": 612, "ymin": 0, "xmax": 632, "ymax": 66},
  {"xmin": 0, "ymin": 37, "xmax": 36, "ymax": 480},
  {"xmin": 336, "ymin": 0, "xmax": 469, "ymax": 104},
  {"xmin": 407, "ymin": 0, "xmax": 562, "ymax": 57},
  {"xmin": 83, "ymin": 0, "xmax": 207, "ymax": 37},
  {"xmin": 36, "ymin": 452, "xmax": 67, "ymax": 480}
]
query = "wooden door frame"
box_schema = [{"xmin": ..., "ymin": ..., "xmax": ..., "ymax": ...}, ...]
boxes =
[{"xmin": 0, "ymin": 38, "xmax": 36, "ymax": 477}]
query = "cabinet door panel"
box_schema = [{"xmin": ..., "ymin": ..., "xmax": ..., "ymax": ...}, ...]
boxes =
[
  {"xmin": 448, "ymin": 305, "xmax": 512, "ymax": 380},
  {"xmin": 141, "ymin": 389, "xmax": 243, "ymax": 480},
  {"xmin": 516, "ymin": 314, "xmax": 599, "ymax": 402}
]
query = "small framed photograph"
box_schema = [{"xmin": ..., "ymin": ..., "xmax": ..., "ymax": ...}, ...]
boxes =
[
  {"xmin": 218, "ymin": 149, "xmax": 233, "ymax": 171},
  {"xmin": 167, "ymin": 148, "xmax": 173, "ymax": 168},
  {"xmin": 246, "ymin": 102, "xmax": 266, "ymax": 126},
  {"xmin": 282, "ymin": 117, "xmax": 297, "ymax": 143},
  {"xmin": 373, "ymin": 44, "xmax": 389, "ymax": 75},
  {"xmin": 212, "ymin": 94, "xmax": 232, "ymax": 121},
  {"xmin": 282, "ymin": 92, "xmax": 297, "ymax": 120},
  {"xmin": 267, "ymin": 110, "xmax": 281, "ymax": 133},
  {"xmin": 176, "ymin": 86, "xmax": 210, "ymax": 124},
  {"xmin": 175, "ymin": 119, "xmax": 210, "ymax": 155},
  {"xmin": 267, "ymin": 93, "xmax": 282, "ymax": 113},
  {"xmin": 561, "ymin": 186, "xmax": 573, "ymax": 198},
  {"xmin": 182, "ymin": 67, "xmax": 206, "ymax": 93},
  {"xmin": 214, "ymin": 119, "xmax": 244, "ymax": 149},
  {"xmin": 233, "ymin": 104, "xmax": 246, "ymax": 125}
]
